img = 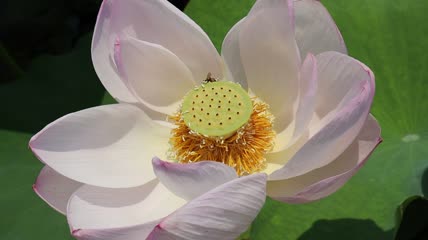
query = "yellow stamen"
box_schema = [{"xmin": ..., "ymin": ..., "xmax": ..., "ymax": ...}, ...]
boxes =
[{"xmin": 169, "ymin": 98, "xmax": 275, "ymax": 176}]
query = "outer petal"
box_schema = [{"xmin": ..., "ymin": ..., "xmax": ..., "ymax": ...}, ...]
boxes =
[
  {"xmin": 152, "ymin": 157, "xmax": 237, "ymax": 201},
  {"xmin": 267, "ymin": 114, "xmax": 381, "ymax": 203},
  {"xmin": 92, "ymin": 0, "xmax": 136, "ymax": 103},
  {"xmin": 147, "ymin": 173, "xmax": 267, "ymax": 240},
  {"xmin": 33, "ymin": 166, "xmax": 82, "ymax": 215},
  {"xmin": 294, "ymin": 0, "xmax": 347, "ymax": 58},
  {"xmin": 274, "ymin": 53, "xmax": 318, "ymax": 151},
  {"xmin": 269, "ymin": 52, "xmax": 375, "ymax": 180},
  {"xmin": 114, "ymin": 36, "xmax": 195, "ymax": 115},
  {"xmin": 228, "ymin": 0, "xmax": 301, "ymax": 132},
  {"xmin": 68, "ymin": 179, "xmax": 186, "ymax": 239},
  {"xmin": 29, "ymin": 104, "xmax": 170, "ymax": 188},
  {"xmin": 110, "ymin": 0, "xmax": 222, "ymax": 82}
]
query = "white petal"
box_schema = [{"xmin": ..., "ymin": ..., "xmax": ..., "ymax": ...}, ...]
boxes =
[
  {"xmin": 147, "ymin": 174, "xmax": 267, "ymax": 240},
  {"xmin": 267, "ymin": 114, "xmax": 381, "ymax": 202},
  {"xmin": 29, "ymin": 104, "xmax": 170, "ymax": 188},
  {"xmin": 238, "ymin": 0, "xmax": 301, "ymax": 132},
  {"xmin": 92, "ymin": 0, "xmax": 137, "ymax": 103},
  {"xmin": 33, "ymin": 166, "xmax": 82, "ymax": 215},
  {"xmin": 152, "ymin": 158, "xmax": 237, "ymax": 201},
  {"xmin": 68, "ymin": 180, "xmax": 186, "ymax": 234},
  {"xmin": 221, "ymin": 18, "xmax": 248, "ymax": 89},
  {"xmin": 110, "ymin": 0, "xmax": 222, "ymax": 81},
  {"xmin": 294, "ymin": 0, "xmax": 347, "ymax": 58},
  {"xmin": 273, "ymin": 53, "xmax": 318, "ymax": 152},
  {"xmin": 115, "ymin": 36, "xmax": 195, "ymax": 115},
  {"xmin": 269, "ymin": 53, "xmax": 375, "ymax": 180}
]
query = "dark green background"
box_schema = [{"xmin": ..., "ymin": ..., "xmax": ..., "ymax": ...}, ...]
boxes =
[{"xmin": 1, "ymin": 0, "xmax": 427, "ymax": 239}]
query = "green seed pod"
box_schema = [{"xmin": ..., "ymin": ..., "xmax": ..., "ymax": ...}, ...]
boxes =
[{"xmin": 181, "ymin": 81, "xmax": 253, "ymax": 137}]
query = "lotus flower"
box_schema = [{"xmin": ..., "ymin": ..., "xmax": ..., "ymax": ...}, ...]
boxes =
[{"xmin": 30, "ymin": 0, "xmax": 381, "ymax": 239}]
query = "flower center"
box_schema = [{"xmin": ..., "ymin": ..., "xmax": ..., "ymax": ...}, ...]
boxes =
[{"xmin": 168, "ymin": 77, "xmax": 275, "ymax": 175}]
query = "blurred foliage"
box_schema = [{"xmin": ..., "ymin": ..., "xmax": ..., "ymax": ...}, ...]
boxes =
[
  {"xmin": 1, "ymin": 0, "xmax": 101, "ymax": 65},
  {"xmin": 0, "ymin": 0, "xmax": 188, "ymax": 83}
]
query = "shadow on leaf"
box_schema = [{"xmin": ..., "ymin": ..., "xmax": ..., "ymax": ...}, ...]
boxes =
[
  {"xmin": 421, "ymin": 167, "xmax": 428, "ymax": 198},
  {"xmin": 298, "ymin": 218, "xmax": 394, "ymax": 240}
]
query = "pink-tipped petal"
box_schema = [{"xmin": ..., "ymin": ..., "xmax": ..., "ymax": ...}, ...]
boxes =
[
  {"xmin": 314, "ymin": 52, "xmax": 374, "ymax": 118},
  {"xmin": 108, "ymin": 0, "xmax": 222, "ymax": 81},
  {"xmin": 33, "ymin": 166, "xmax": 82, "ymax": 215},
  {"xmin": 267, "ymin": 114, "xmax": 381, "ymax": 203},
  {"xmin": 269, "ymin": 53, "xmax": 375, "ymax": 180},
  {"xmin": 29, "ymin": 104, "xmax": 171, "ymax": 188},
  {"xmin": 294, "ymin": 0, "xmax": 347, "ymax": 58},
  {"xmin": 147, "ymin": 173, "xmax": 268, "ymax": 240},
  {"xmin": 114, "ymin": 36, "xmax": 195, "ymax": 115},
  {"xmin": 152, "ymin": 158, "xmax": 237, "ymax": 201},
  {"xmin": 238, "ymin": 0, "xmax": 301, "ymax": 133},
  {"xmin": 274, "ymin": 53, "xmax": 318, "ymax": 152},
  {"xmin": 91, "ymin": 0, "xmax": 137, "ymax": 103},
  {"xmin": 67, "ymin": 180, "xmax": 186, "ymax": 232}
]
